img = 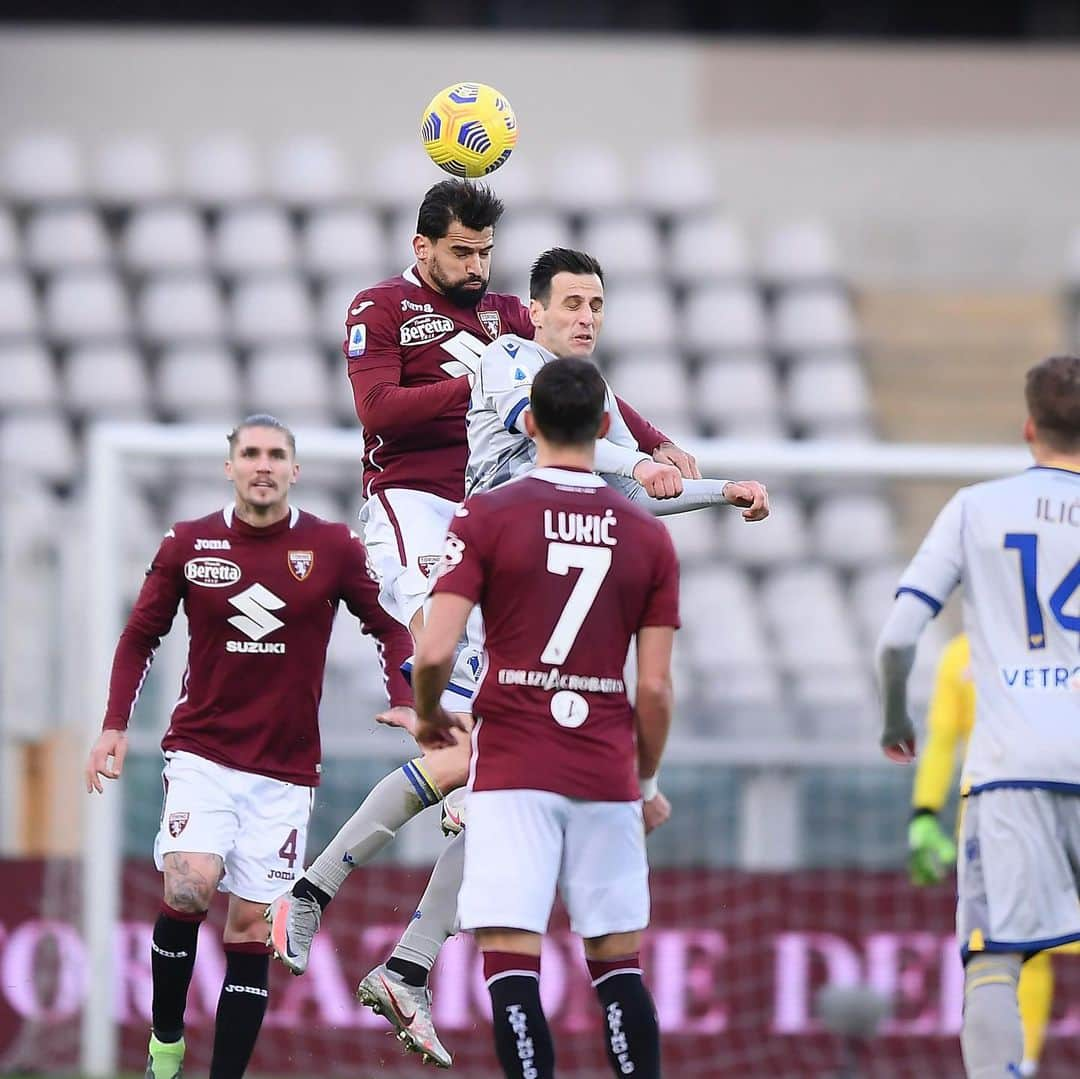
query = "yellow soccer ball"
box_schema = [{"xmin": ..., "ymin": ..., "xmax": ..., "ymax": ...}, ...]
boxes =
[{"xmin": 420, "ymin": 82, "xmax": 518, "ymax": 178}]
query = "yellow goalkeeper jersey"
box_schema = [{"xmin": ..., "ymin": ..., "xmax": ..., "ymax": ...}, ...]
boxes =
[{"xmin": 911, "ymin": 633, "xmax": 975, "ymax": 812}]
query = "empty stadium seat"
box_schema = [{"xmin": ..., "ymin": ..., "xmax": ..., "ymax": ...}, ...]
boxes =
[
  {"xmin": 246, "ymin": 345, "xmax": 332, "ymax": 424},
  {"xmin": 493, "ymin": 211, "xmax": 576, "ymax": 284},
  {"xmin": 64, "ymin": 343, "xmax": 152, "ymax": 419},
  {"xmin": 658, "ymin": 507, "xmax": 721, "ymax": 564},
  {"xmin": 230, "ymin": 274, "xmax": 314, "ymax": 346},
  {"xmin": 695, "ymin": 355, "xmax": 780, "ymax": 428},
  {"xmin": 183, "ymin": 134, "xmax": 263, "ymax": 205},
  {"xmin": 607, "ymin": 353, "xmax": 693, "ymax": 433},
  {"xmin": 0, "ymin": 412, "xmax": 77, "ymax": 484},
  {"xmin": 0, "ymin": 272, "xmax": 40, "ymax": 337},
  {"xmin": 123, "ymin": 206, "xmax": 209, "ymax": 274},
  {"xmin": 93, "ymin": 135, "xmax": 174, "ymax": 205},
  {"xmin": 579, "ymin": 212, "xmax": 663, "ymax": 280},
  {"xmin": 293, "ymin": 484, "xmax": 346, "ymax": 523},
  {"xmin": 24, "ymin": 207, "xmax": 111, "ymax": 272},
  {"xmin": 546, "ymin": 146, "xmax": 627, "ymax": 214},
  {"xmin": 43, "ymin": 270, "xmax": 130, "ymax": 344},
  {"xmin": 599, "ymin": 283, "xmax": 677, "ymax": 351},
  {"xmin": 157, "ymin": 344, "xmax": 242, "ymax": 420},
  {"xmin": 138, "ymin": 274, "xmax": 226, "ymax": 344},
  {"xmin": 301, "ymin": 207, "xmax": 385, "ymax": 279},
  {"xmin": 385, "ymin": 210, "xmax": 421, "ymax": 275},
  {"xmin": 809, "ymin": 493, "xmax": 896, "ymax": 570},
  {"xmin": 3, "ymin": 133, "xmax": 85, "ymax": 203},
  {"xmin": 0, "ymin": 343, "xmax": 59, "ymax": 412},
  {"xmin": 269, "ymin": 135, "xmax": 349, "ymax": 207},
  {"xmin": 214, "ymin": 205, "xmax": 296, "ymax": 275},
  {"xmin": 370, "ymin": 143, "xmax": 440, "ymax": 212},
  {"xmin": 772, "ymin": 287, "xmax": 857, "ymax": 353},
  {"xmin": 683, "ymin": 284, "xmax": 768, "ymax": 352},
  {"xmin": 669, "ymin": 214, "xmax": 752, "ymax": 285},
  {"xmin": 634, "ymin": 145, "xmax": 715, "ymax": 215},
  {"xmin": 486, "ymin": 157, "xmax": 540, "ymax": 205},
  {"xmin": 719, "ymin": 493, "xmax": 809, "ymax": 567},
  {"xmin": 0, "ymin": 209, "xmax": 19, "ymax": 265},
  {"xmin": 315, "ymin": 276, "xmax": 360, "ymax": 350},
  {"xmin": 165, "ymin": 481, "xmax": 236, "ymax": 525},
  {"xmin": 761, "ymin": 219, "xmax": 840, "ymax": 286},
  {"xmin": 785, "ymin": 352, "xmax": 871, "ymax": 429}
]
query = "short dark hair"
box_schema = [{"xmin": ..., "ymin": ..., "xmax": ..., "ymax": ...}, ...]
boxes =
[
  {"xmin": 530, "ymin": 358, "xmax": 607, "ymax": 447},
  {"xmin": 416, "ymin": 180, "xmax": 504, "ymax": 239},
  {"xmin": 227, "ymin": 414, "xmax": 296, "ymax": 456},
  {"xmin": 1025, "ymin": 355, "xmax": 1080, "ymax": 452},
  {"xmin": 529, "ymin": 248, "xmax": 604, "ymax": 306}
]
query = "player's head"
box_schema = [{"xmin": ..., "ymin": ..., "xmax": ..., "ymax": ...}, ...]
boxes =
[
  {"xmin": 414, "ymin": 180, "xmax": 504, "ymax": 308},
  {"xmin": 1024, "ymin": 355, "xmax": 1080, "ymax": 456},
  {"xmin": 525, "ymin": 357, "xmax": 611, "ymax": 449},
  {"xmin": 225, "ymin": 414, "xmax": 299, "ymax": 514},
  {"xmin": 528, "ymin": 248, "xmax": 605, "ymax": 360}
]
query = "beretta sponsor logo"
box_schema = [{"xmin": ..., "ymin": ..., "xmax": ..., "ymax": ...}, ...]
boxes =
[
  {"xmin": 400, "ymin": 314, "xmax": 454, "ymax": 346},
  {"xmin": 184, "ymin": 557, "xmax": 242, "ymax": 587}
]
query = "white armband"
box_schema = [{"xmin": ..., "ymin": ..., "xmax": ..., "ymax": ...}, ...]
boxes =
[{"xmin": 639, "ymin": 774, "xmax": 659, "ymax": 801}]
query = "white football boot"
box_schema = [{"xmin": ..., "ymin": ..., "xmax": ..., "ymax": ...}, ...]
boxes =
[{"xmin": 356, "ymin": 963, "xmax": 452, "ymax": 1069}]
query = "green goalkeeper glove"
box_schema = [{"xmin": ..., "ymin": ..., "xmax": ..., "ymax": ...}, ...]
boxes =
[{"xmin": 907, "ymin": 812, "xmax": 957, "ymax": 886}]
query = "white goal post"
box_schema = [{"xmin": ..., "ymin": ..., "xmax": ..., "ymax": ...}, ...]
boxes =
[{"xmin": 80, "ymin": 421, "xmax": 1030, "ymax": 1076}]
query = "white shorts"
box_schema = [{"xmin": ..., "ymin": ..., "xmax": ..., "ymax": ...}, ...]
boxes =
[
  {"xmin": 154, "ymin": 751, "xmax": 314, "ymax": 904},
  {"xmin": 958, "ymin": 787, "xmax": 1080, "ymax": 957},
  {"xmin": 359, "ymin": 487, "xmax": 485, "ymax": 713},
  {"xmin": 458, "ymin": 788, "xmax": 650, "ymax": 939}
]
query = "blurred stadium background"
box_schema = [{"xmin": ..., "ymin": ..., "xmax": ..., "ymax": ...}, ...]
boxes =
[{"xmin": 3, "ymin": 7, "xmax": 1080, "ymax": 1077}]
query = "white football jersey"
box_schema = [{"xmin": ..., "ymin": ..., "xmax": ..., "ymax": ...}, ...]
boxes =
[
  {"xmin": 898, "ymin": 466, "xmax": 1080, "ymax": 790},
  {"xmin": 465, "ymin": 334, "xmax": 648, "ymax": 496}
]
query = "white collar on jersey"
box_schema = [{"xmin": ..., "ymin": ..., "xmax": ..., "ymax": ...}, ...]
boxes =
[
  {"xmin": 531, "ymin": 467, "xmax": 606, "ymax": 488},
  {"xmin": 222, "ymin": 505, "xmax": 300, "ymax": 528},
  {"xmin": 403, "ymin": 264, "xmax": 421, "ymax": 286}
]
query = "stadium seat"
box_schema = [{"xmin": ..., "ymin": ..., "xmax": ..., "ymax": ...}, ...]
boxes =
[
  {"xmin": 599, "ymin": 283, "xmax": 677, "ymax": 351},
  {"xmin": 809, "ymin": 493, "xmax": 896, "ymax": 570},
  {"xmin": 0, "ymin": 209, "xmax": 19, "ymax": 265},
  {"xmin": 292, "ymin": 483, "xmax": 346, "ymax": 524},
  {"xmin": 123, "ymin": 206, "xmax": 209, "ymax": 274},
  {"xmin": 214, "ymin": 205, "xmax": 297, "ymax": 275},
  {"xmin": 385, "ymin": 210, "xmax": 421, "ymax": 275},
  {"xmin": 0, "ymin": 343, "xmax": 59, "ymax": 412},
  {"xmin": 157, "ymin": 344, "xmax": 242, "ymax": 421},
  {"xmin": 0, "ymin": 412, "xmax": 77, "ymax": 484},
  {"xmin": 771, "ymin": 286, "xmax": 857, "ymax": 353},
  {"xmin": 791, "ymin": 670, "xmax": 878, "ymax": 740},
  {"xmin": 43, "ymin": 270, "xmax": 130, "ymax": 344},
  {"xmin": 546, "ymin": 145, "xmax": 627, "ymax": 214},
  {"xmin": 64, "ymin": 343, "xmax": 152, "ymax": 419},
  {"xmin": 680, "ymin": 566, "xmax": 769, "ymax": 668},
  {"xmin": 760, "ymin": 219, "xmax": 840, "ymax": 286},
  {"xmin": 0, "ymin": 271, "xmax": 40, "ymax": 338},
  {"xmin": 579, "ymin": 212, "xmax": 663, "ymax": 280},
  {"xmin": 486, "ymin": 156, "xmax": 540, "ymax": 205},
  {"xmin": 24, "ymin": 207, "xmax": 111, "ymax": 272},
  {"xmin": 269, "ymin": 135, "xmax": 349, "ymax": 207},
  {"xmin": 607, "ymin": 353, "xmax": 693, "ymax": 433},
  {"xmin": 719, "ymin": 493, "xmax": 809, "ymax": 566},
  {"xmin": 370, "ymin": 143, "xmax": 441, "ymax": 212},
  {"xmin": 683, "ymin": 284, "xmax": 768, "ymax": 353},
  {"xmin": 785, "ymin": 352, "xmax": 872, "ymax": 429},
  {"xmin": 93, "ymin": 135, "xmax": 175, "ymax": 205},
  {"xmin": 634, "ymin": 145, "xmax": 715, "ymax": 215},
  {"xmin": 182, "ymin": 133, "xmax": 263, "ymax": 205},
  {"xmin": 315, "ymin": 276, "xmax": 360, "ymax": 350},
  {"xmin": 658, "ymin": 505, "xmax": 721, "ymax": 564},
  {"xmin": 165, "ymin": 481, "xmax": 236, "ymax": 525},
  {"xmin": 138, "ymin": 274, "xmax": 226, "ymax": 344},
  {"xmin": 492, "ymin": 211, "xmax": 576, "ymax": 287},
  {"xmin": 246, "ymin": 344, "xmax": 333, "ymax": 424},
  {"xmin": 849, "ymin": 564, "xmax": 903, "ymax": 640},
  {"xmin": 230, "ymin": 274, "xmax": 314, "ymax": 347},
  {"xmin": 669, "ymin": 213, "xmax": 752, "ymax": 285},
  {"xmin": 695, "ymin": 355, "xmax": 781, "ymax": 429},
  {"xmin": 3, "ymin": 133, "xmax": 85, "ymax": 204},
  {"xmin": 301, "ymin": 207, "xmax": 385, "ymax": 279}
]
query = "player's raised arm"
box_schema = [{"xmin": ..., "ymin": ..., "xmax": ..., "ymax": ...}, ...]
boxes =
[{"xmin": 86, "ymin": 530, "xmax": 184, "ymax": 793}]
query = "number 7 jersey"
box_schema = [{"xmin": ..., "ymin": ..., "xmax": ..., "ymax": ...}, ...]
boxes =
[{"xmin": 897, "ymin": 465, "xmax": 1080, "ymax": 790}]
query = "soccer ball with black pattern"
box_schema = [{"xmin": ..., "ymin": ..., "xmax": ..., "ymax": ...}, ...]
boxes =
[{"xmin": 420, "ymin": 83, "xmax": 518, "ymax": 178}]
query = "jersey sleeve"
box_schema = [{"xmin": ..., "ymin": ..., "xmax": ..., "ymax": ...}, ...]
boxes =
[
  {"xmin": 476, "ymin": 337, "xmax": 538, "ymax": 434},
  {"xmin": 911, "ymin": 634, "xmax": 970, "ymax": 812},
  {"xmin": 504, "ymin": 299, "xmax": 535, "ymax": 339},
  {"xmin": 614, "ymin": 394, "xmax": 669, "ymax": 454},
  {"xmin": 594, "ymin": 385, "xmax": 652, "ymax": 477},
  {"xmin": 102, "ymin": 530, "xmax": 185, "ymax": 731},
  {"xmin": 639, "ymin": 524, "xmax": 681, "ymax": 629},
  {"xmin": 338, "ymin": 530, "xmax": 414, "ymax": 708},
  {"xmin": 896, "ymin": 491, "xmax": 966, "ymax": 616},
  {"xmin": 343, "ymin": 287, "xmax": 401, "ymax": 372},
  {"xmin": 430, "ymin": 503, "xmax": 488, "ymax": 604}
]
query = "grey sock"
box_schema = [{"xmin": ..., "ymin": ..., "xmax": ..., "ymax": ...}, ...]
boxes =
[
  {"xmin": 961, "ymin": 953, "xmax": 1023, "ymax": 1079},
  {"xmin": 306, "ymin": 762, "xmax": 441, "ymax": 898},
  {"xmin": 391, "ymin": 831, "xmax": 466, "ymax": 971}
]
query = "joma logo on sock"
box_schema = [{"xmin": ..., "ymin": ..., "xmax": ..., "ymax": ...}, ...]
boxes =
[{"xmin": 224, "ymin": 984, "xmax": 269, "ymax": 997}]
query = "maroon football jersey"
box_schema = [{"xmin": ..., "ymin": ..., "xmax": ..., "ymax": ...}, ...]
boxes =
[
  {"xmin": 345, "ymin": 266, "xmax": 533, "ymax": 502},
  {"xmin": 431, "ymin": 467, "xmax": 680, "ymax": 801},
  {"xmin": 103, "ymin": 506, "xmax": 413, "ymax": 786}
]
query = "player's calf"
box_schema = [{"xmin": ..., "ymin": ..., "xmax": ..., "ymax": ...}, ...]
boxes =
[
  {"xmin": 588, "ymin": 955, "xmax": 661, "ymax": 1079},
  {"xmin": 483, "ymin": 951, "xmax": 555, "ymax": 1079},
  {"xmin": 961, "ymin": 953, "xmax": 1023, "ymax": 1079}
]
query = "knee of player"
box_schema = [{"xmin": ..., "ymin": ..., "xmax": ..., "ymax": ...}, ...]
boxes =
[
  {"xmin": 164, "ymin": 880, "xmax": 215, "ymax": 914},
  {"xmin": 964, "ymin": 953, "xmax": 1022, "ymax": 1010}
]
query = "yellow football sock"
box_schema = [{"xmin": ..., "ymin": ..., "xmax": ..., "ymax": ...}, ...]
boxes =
[{"xmin": 1018, "ymin": 952, "xmax": 1053, "ymax": 1068}]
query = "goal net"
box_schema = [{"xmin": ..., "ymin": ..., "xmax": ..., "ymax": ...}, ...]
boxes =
[{"xmin": 12, "ymin": 423, "xmax": 1078, "ymax": 1079}]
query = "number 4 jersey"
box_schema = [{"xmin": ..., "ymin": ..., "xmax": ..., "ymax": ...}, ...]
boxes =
[
  {"xmin": 897, "ymin": 465, "xmax": 1080, "ymax": 790},
  {"xmin": 103, "ymin": 506, "xmax": 414, "ymax": 786},
  {"xmin": 431, "ymin": 466, "xmax": 681, "ymax": 802}
]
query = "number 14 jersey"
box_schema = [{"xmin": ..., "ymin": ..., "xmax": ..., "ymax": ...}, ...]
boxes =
[
  {"xmin": 897, "ymin": 466, "xmax": 1080, "ymax": 791},
  {"xmin": 431, "ymin": 466, "xmax": 681, "ymax": 802}
]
